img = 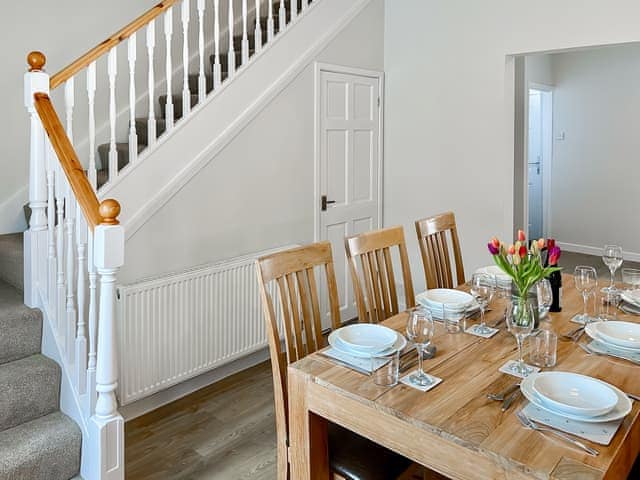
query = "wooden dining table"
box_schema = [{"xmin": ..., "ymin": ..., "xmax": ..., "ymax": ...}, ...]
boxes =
[{"xmin": 287, "ymin": 274, "xmax": 640, "ymax": 479}]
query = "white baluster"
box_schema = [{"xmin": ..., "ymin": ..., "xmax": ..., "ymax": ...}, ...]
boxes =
[
  {"xmin": 302, "ymin": 0, "xmax": 308, "ymax": 12},
  {"xmin": 290, "ymin": 0, "xmax": 297, "ymax": 20},
  {"xmin": 164, "ymin": 8, "xmax": 175, "ymax": 129},
  {"xmin": 267, "ymin": 0, "xmax": 274, "ymax": 42},
  {"xmin": 278, "ymin": 0, "xmax": 286, "ymax": 33},
  {"xmin": 146, "ymin": 21, "xmax": 157, "ymax": 146},
  {"xmin": 128, "ymin": 33, "xmax": 138, "ymax": 164},
  {"xmin": 213, "ymin": 0, "xmax": 222, "ymax": 88},
  {"xmin": 23, "ymin": 52, "xmax": 48, "ymax": 308},
  {"xmin": 45, "ymin": 139, "xmax": 57, "ymax": 308},
  {"xmin": 181, "ymin": 0, "xmax": 191, "ymax": 117},
  {"xmin": 197, "ymin": 0, "xmax": 206, "ymax": 103},
  {"xmin": 86, "ymin": 230, "xmax": 98, "ymax": 416},
  {"xmin": 86, "ymin": 62, "xmax": 97, "ymax": 188},
  {"xmin": 65, "ymin": 188, "xmax": 77, "ymax": 362},
  {"xmin": 228, "ymin": 0, "xmax": 236, "ymax": 76},
  {"xmin": 55, "ymin": 168, "xmax": 65, "ymax": 336},
  {"xmin": 241, "ymin": 0, "xmax": 249, "ymax": 65},
  {"xmin": 107, "ymin": 48, "xmax": 118, "ymax": 182},
  {"xmin": 255, "ymin": 0, "xmax": 262, "ymax": 52},
  {"xmin": 64, "ymin": 78, "xmax": 74, "ymax": 142},
  {"xmin": 75, "ymin": 210, "xmax": 88, "ymax": 394}
]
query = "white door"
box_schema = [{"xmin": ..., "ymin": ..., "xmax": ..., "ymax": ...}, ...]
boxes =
[
  {"xmin": 317, "ymin": 68, "xmax": 382, "ymax": 325},
  {"xmin": 528, "ymin": 89, "xmax": 544, "ymax": 239}
]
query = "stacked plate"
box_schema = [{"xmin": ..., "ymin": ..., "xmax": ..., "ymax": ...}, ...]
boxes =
[
  {"xmin": 415, "ymin": 289, "xmax": 475, "ymax": 320},
  {"xmin": 585, "ymin": 321, "xmax": 640, "ymax": 352},
  {"xmin": 521, "ymin": 372, "xmax": 632, "ymax": 422},
  {"xmin": 621, "ymin": 289, "xmax": 640, "ymax": 314},
  {"xmin": 328, "ymin": 324, "xmax": 406, "ymax": 358},
  {"xmin": 475, "ymin": 265, "xmax": 512, "ymax": 290}
]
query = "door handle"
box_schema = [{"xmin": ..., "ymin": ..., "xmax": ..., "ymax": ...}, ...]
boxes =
[{"xmin": 321, "ymin": 195, "xmax": 336, "ymax": 211}]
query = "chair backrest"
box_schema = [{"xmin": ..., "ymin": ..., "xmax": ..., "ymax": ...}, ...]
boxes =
[
  {"xmin": 345, "ymin": 226, "xmax": 415, "ymax": 324},
  {"xmin": 415, "ymin": 211, "xmax": 465, "ymax": 289},
  {"xmin": 255, "ymin": 241, "xmax": 342, "ymax": 478}
]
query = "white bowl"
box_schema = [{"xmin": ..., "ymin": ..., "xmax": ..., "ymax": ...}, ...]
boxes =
[
  {"xmin": 531, "ymin": 372, "xmax": 618, "ymax": 418},
  {"xmin": 593, "ymin": 321, "xmax": 640, "ymax": 350},
  {"xmin": 328, "ymin": 330, "xmax": 406, "ymax": 358},
  {"xmin": 416, "ymin": 289, "xmax": 474, "ymax": 309},
  {"xmin": 335, "ymin": 324, "xmax": 398, "ymax": 353}
]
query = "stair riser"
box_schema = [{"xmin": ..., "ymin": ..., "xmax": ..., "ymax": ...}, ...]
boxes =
[
  {"xmin": 135, "ymin": 118, "xmax": 167, "ymax": 147},
  {"xmin": 158, "ymin": 94, "xmax": 200, "ymax": 121}
]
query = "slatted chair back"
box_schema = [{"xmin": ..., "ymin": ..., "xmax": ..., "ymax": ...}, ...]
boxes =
[
  {"xmin": 345, "ymin": 226, "xmax": 415, "ymax": 324},
  {"xmin": 255, "ymin": 242, "xmax": 341, "ymax": 480},
  {"xmin": 415, "ymin": 211, "xmax": 466, "ymax": 289}
]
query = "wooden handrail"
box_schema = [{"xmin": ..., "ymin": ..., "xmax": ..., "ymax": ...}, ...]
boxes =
[
  {"xmin": 50, "ymin": 0, "xmax": 181, "ymax": 90},
  {"xmin": 33, "ymin": 92, "xmax": 120, "ymax": 229}
]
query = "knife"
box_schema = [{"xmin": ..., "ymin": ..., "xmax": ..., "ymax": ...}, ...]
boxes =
[{"xmin": 501, "ymin": 389, "xmax": 521, "ymax": 412}]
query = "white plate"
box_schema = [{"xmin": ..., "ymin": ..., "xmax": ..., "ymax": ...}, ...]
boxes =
[
  {"xmin": 531, "ymin": 372, "xmax": 618, "ymax": 418},
  {"xmin": 590, "ymin": 321, "xmax": 640, "ymax": 349},
  {"xmin": 621, "ymin": 290, "xmax": 640, "ymax": 307},
  {"xmin": 521, "ymin": 373, "xmax": 632, "ymax": 423},
  {"xmin": 416, "ymin": 289, "xmax": 474, "ymax": 309},
  {"xmin": 475, "ymin": 266, "xmax": 512, "ymax": 285},
  {"xmin": 585, "ymin": 323, "xmax": 640, "ymax": 353},
  {"xmin": 335, "ymin": 324, "xmax": 398, "ymax": 353},
  {"xmin": 328, "ymin": 330, "xmax": 407, "ymax": 358}
]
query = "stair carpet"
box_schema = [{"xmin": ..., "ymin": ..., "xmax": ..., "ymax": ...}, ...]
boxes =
[
  {"xmin": 95, "ymin": 7, "xmax": 301, "ymax": 188},
  {"xmin": 0, "ymin": 240, "xmax": 81, "ymax": 480}
]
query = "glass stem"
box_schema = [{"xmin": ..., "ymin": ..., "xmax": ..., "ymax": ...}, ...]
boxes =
[
  {"xmin": 516, "ymin": 335, "xmax": 524, "ymax": 367},
  {"xmin": 479, "ymin": 305, "xmax": 485, "ymax": 328},
  {"xmin": 417, "ymin": 345, "xmax": 425, "ymax": 377},
  {"xmin": 583, "ymin": 292, "xmax": 589, "ymax": 320},
  {"xmin": 610, "ymin": 269, "xmax": 615, "ymax": 289}
]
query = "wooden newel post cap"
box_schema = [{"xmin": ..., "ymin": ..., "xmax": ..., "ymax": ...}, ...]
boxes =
[
  {"xmin": 27, "ymin": 51, "xmax": 46, "ymax": 72},
  {"xmin": 99, "ymin": 199, "xmax": 121, "ymax": 225}
]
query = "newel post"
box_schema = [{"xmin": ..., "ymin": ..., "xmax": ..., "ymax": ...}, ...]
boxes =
[
  {"xmin": 24, "ymin": 51, "xmax": 49, "ymax": 307},
  {"xmin": 88, "ymin": 199, "xmax": 124, "ymax": 480}
]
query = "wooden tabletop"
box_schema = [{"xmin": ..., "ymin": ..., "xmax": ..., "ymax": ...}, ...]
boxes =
[{"xmin": 288, "ymin": 274, "xmax": 640, "ymax": 479}]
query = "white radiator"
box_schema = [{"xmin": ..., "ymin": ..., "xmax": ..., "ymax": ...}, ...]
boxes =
[{"xmin": 116, "ymin": 246, "xmax": 291, "ymax": 405}]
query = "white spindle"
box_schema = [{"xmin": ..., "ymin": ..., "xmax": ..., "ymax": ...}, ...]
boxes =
[
  {"xmin": 45, "ymin": 139, "xmax": 57, "ymax": 307},
  {"xmin": 75, "ymin": 210, "xmax": 88, "ymax": 394},
  {"xmin": 228, "ymin": 0, "xmax": 236, "ymax": 76},
  {"xmin": 241, "ymin": 0, "xmax": 249, "ymax": 65},
  {"xmin": 213, "ymin": 0, "xmax": 222, "ymax": 88},
  {"xmin": 65, "ymin": 189, "xmax": 77, "ymax": 361},
  {"xmin": 55, "ymin": 169, "xmax": 65, "ymax": 336},
  {"xmin": 267, "ymin": 0, "xmax": 274, "ymax": 41},
  {"xmin": 290, "ymin": 0, "xmax": 297, "ymax": 20},
  {"xmin": 279, "ymin": 0, "xmax": 286, "ymax": 33},
  {"xmin": 146, "ymin": 21, "xmax": 157, "ymax": 146},
  {"xmin": 86, "ymin": 230, "xmax": 98, "ymax": 416},
  {"xmin": 64, "ymin": 78, "xmax": 74, "ymax": 143},
  {"xmin": 254, "ymin": 0, "xmax": 262, "ymax": 52},
  {"xmin": 197, "ymin": 0, "xmax": 206, "ymax": 103},
  {"xmin": 107, "ymin": 48, "xmax": 118, "ymax": 181},
  {"xmin": 302, "ymin": 0, "xmax": 308, "ymax": 11},
  {"xmin": 128, "ymin": 33, "xmax": 138, "ymax": 164},
  {"xmin": 164, "ymin": 8, "xmax": 175, "ymax": 129},
  {"xmin": 181, "ymin": 0, "xmax": 191, "ymax": 117},
  {"xmin": 86, "ymin": 62, "xmax": 97, "ymax": 188}
]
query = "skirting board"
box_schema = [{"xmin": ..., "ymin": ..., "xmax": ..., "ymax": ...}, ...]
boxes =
[
  {"xmin": 119, "ymin": 347, "xmax": 270, "ymax": 421},
  {"xmin": 557, "ymin": 241, "xmax": 640, "ymax": 263}
]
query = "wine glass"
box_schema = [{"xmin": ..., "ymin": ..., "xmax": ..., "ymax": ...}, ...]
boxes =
[
  {"xmin": 505, "ymin": 300, "xmax": 536, "ymax": 375},
  {"xmin": 469, "ymin": 273, "xmax": 496, "ymax": 334},
  {"xmin": 536, "ymin": 279, "xmax": 552, "ymax": 318},
  {"xmin": 405, "ymin": 307, "xmax": 435, "ymax": 387},
  {"xmin": 574, "ymin": 266, "xmax": 598, "ymax": 323},
  {"xmin": 602, "ymin": 245, "xmax": 623, "ymax": 293}
]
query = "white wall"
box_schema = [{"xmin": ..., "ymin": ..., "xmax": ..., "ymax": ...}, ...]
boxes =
[
  {"xmin": 0, "ymin": 0, "xmax": 157, "ymax": 233},
  {"xmin": 384, "ymin": 0, "xmax": 640, "ymax": 292},
  {"xmin": 549, "ymin": 44, "xmax": 640, "ymax": 258},
  {"xmin": 119, "ymin": 0, "xmax": 384, "ymax": 283}
]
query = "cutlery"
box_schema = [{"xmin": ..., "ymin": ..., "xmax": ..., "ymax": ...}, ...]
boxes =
[
  {"xmin": 320, "ymin": 354, "xmax": 370, "ymax": 375},
  {"xmin": 501, "ymin": 389, "xmax": 521, "ymax": 412},
  {"xmin": 626, "ymin": 392, "xmax": 640, "ymax": 402},
  {"xmin": 619, "ymin": 303, "xmax": 640, "ymax": 316},
  {"xmin": 487, "ymin": 382, "xmax": 520, "ymax": 401},
  {"xmin": 515, "ymin": 411, "xmax": 599, "ymax": 457},
  {"xmin": 577, "ymin": 342, "xmax": 640, "ymax": 366},
  {"xmin": 560, "ymin": 326, "xmax": 584, "ymax": 342}
]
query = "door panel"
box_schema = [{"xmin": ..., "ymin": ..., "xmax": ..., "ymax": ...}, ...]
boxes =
[{"xmin": 528, "ymin": 90, "xmax": 543, "ymax": 239}]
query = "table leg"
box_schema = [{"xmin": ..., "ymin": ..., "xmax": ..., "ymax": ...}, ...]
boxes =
[{"xmin": 288, "ymin": 367, "xmax": 330, "ymax": 480}]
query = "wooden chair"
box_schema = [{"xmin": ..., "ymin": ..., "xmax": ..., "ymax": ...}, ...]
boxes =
[
  {"xmin": 345, "ymin": 226, "xmax": 416, "ymax": 324},
  {"xmin": 256, "ymin": 242, "xmax": 412, "ymax": 480},
  {"xmin": 415, "ymin": 211, "xmax": 466, "ymax": 289}
]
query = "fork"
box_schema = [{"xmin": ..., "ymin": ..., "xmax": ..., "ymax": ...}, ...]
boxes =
[
  {"xmin": 487, "ymin": 382, "xmax": 520, "ymax": 401},
  {"xmin": 560, "ymin": 326, "xmax": 584, "ymax": 342},
  {"xmin": 516, "ymin": 411, "xmax": 599, "ymax": 456}
]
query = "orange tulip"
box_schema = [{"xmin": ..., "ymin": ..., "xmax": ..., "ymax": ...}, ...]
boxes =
[
  {"xmin": 518, "ymin": 229, "xmax": 526, "ymax": 242},
  {"xmin": 537, "ymin": 238, "xmax": 545, "ymax": 249},
  {"xmin": 508, "ymin": 244, "xmax": 516, "ymax": 255}
]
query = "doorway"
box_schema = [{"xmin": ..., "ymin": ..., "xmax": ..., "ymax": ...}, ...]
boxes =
[
  {"xmin": 527, "ymin": 86, "xmax": 552, "ymax": 240},
  {"xmin": 314, "ymin": 63, "xmax": 384, "ymax": 326}
]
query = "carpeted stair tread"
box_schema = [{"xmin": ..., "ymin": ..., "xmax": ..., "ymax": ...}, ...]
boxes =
[
  {"xmin": 158, "ymin": 93, "xmax": 200, "ymax": 121},
  {"xmin": 0, "ymin": 412, "xmax": 81, "ymax": 480},
  {"xmin": 0, "ymin": 280, "xmax": 41, "ymax": 365},
  {"xmin": 96, "ymin": 142, "xmax": 145, "ymax": 174},
  {"xmin": 0, "ymin": 354, "xmax": 60, "ymax": 431},
  {"xmin": 0, "ymin": 233, "xmax": 24, "ymax": 291}
]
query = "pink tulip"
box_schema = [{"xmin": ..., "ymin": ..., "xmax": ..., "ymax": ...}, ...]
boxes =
[
  {"xmin": 490, "ymin": 237, "xmax": 500, "ymax": 249},
  {"xmin": 549, "ymin": 246, "xmax": 561, "ymax": 265},
  {"xmin": 518, "ymin": 229, "xmax": 526, "ymax": 242},
  {"xmin": 537, "ymin": 238, "xmax": 545, "ymax": 249},
  {"xmin": 508, "ymin": 244, "xmax": 516, "ymax": 255}
]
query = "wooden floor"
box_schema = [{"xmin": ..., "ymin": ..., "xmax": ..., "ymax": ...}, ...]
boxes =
[{"xmin": 125, "ymin": 361, "xmax": 277, "ymax": 479}]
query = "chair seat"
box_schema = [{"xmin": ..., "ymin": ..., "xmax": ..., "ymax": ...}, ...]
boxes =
[{"xmin": 328, "ymin": 423, "xmax": 412, "ymax": 480}]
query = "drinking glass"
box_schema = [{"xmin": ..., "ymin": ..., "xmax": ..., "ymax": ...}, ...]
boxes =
[
  {"xmin": 405, "ymin": 307, "xmax": 435, "ymax": 386},
  {"xmin": 443, "ymin": 303, "xmax": 464, "ymax": 334},
  {"xmin": 536, "ymin": 279, "xmax": 552, "ymax": 318},
  {"xmin": 470, "ymin": 273, "xmax": 496, "ymax": 334},
  {"xmin": 622, "ymin": 268, "xmax": 640, "ymax": 290},
  {"xmin": 574, "ymin": 266, "xmax": 598, "ymax": 323},
  {"xmin": 602, "ymin": 245, "xmax": 623, "ymax": 293},
  {"xmin": 598, "ymin": 290, "xmax": 621, "ymax": 321},
  {"xmin": 528, "ymin": 330, "xmax": 557, "ymax": 368},
  {"xmin": 370, "ymin": 350, "xmax": 400, "ymax": 387},
  {"xmin": 506, "ymin": 300, "xmax": 536, "ymax": 375}
]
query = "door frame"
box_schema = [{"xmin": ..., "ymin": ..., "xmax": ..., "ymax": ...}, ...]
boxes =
[
  {"xmin": 526, "ymin": 82, "xmax": 554, "ymax": 239},
  {"xmin": 312, "ymin": 62, "xmax": 385, "ymax": 242}
]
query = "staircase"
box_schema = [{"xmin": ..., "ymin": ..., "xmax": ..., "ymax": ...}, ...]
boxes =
[{"xmin": 0, "ymin": 235, "xmax": 81, "ymax": 479}]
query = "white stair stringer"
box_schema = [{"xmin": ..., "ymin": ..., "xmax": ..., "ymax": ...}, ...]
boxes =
[{"xmin": 100, "ymin": 0, "xmax": 373, "ymax": 239}]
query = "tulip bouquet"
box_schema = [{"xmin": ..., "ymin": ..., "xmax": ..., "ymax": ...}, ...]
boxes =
[{"xmin": 487, "ymin": 229, "xmax": 561, "ymax": 300}]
